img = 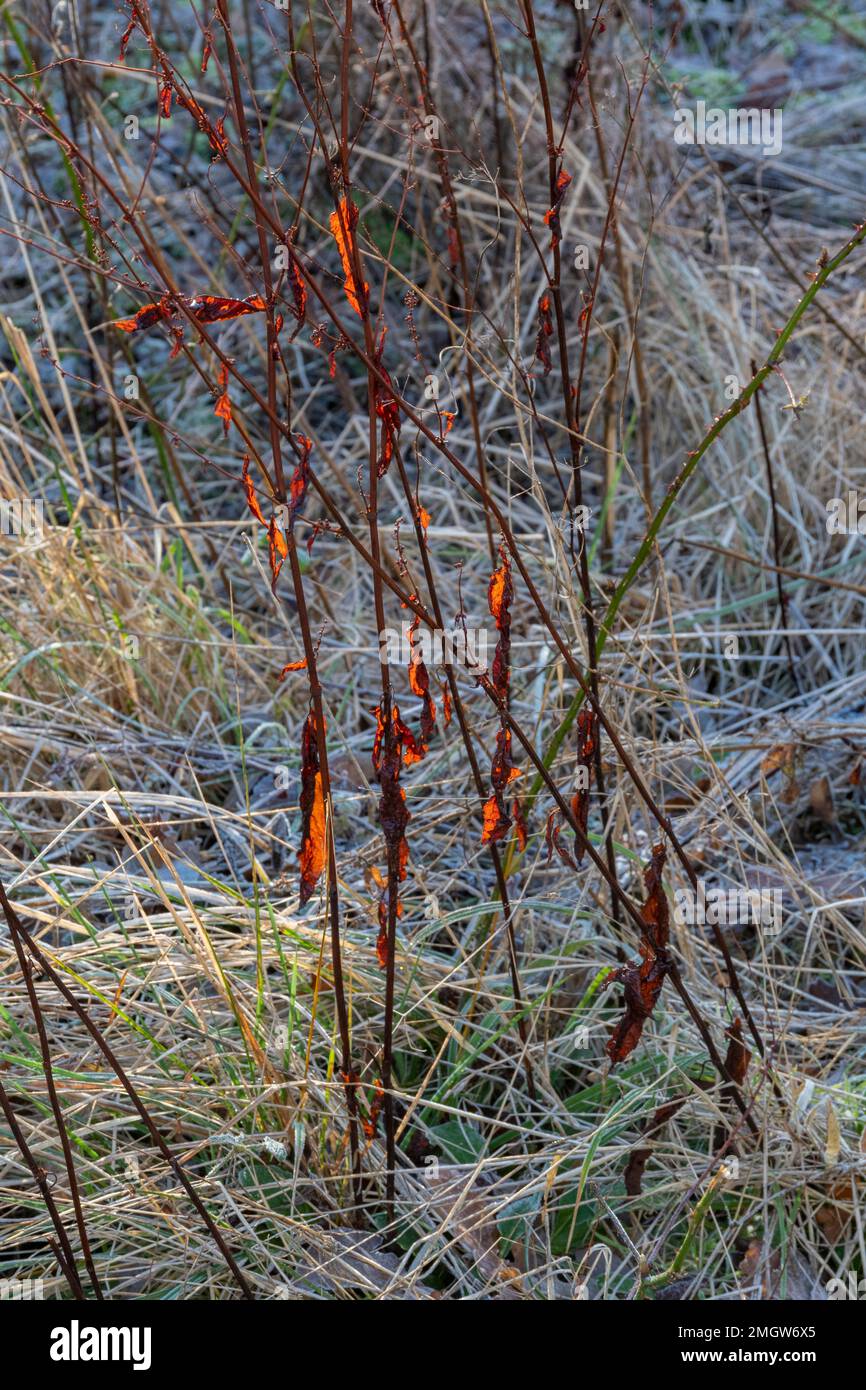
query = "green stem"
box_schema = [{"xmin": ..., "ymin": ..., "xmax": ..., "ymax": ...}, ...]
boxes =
[
  {"xmin": 641, "ymin": 1174, "xmax": 721, "ymax": 1294},
  {"xmin": 519, "ymin": 217, "xmax": 866, "ymax": 848},
  {"xmin": 2, "ymin": 10, "xmax": 97, "ymax": 261}
]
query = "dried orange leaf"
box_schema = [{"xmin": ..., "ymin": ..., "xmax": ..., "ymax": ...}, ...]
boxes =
[
  {"xmin": 299, "ymin": 712, "xmax": 326, "ymax": 905},
  {"xmin": 761, "ymin": 742, "xmax": 794, "ymax": 776},
  {"xmin": 287, "ymin": 433, "xmax": 313, "ymax": 531},
  {"xmin": 214, "ymin": 362, "xmax": 231, "ymax": 434},
  {"xmin": 329, "ymin": 195, "xmax": 368, "ymax": 317},
  {"xmin": 114, "ymin": 292, "xmax": 265, "ymax": 338},
  {"xmin": 606, "ymin": 844, "xmax": 670, "ymax": 1065},
  {"xmin": 535, "ymin": 293, "xmax": 553, "ymax": 375},
  {"xmin": 268, "ymin": 517, "xmax": 287, "ymax": 589},
  {"xmin": 118, "ymin": 17, "xmax": 136, "ymax": 60},
  {"xmin": 724, "ymin": 1017, "xmax": 751, "ymax": 1089},
  {"xmin": 241, "ymin": 456, "xmax": 266, "ymax": 526},
  {"xmin": 543, "ymin": 167, "xmax": 572, "ymax": 249},
  {"xmin": 277, "ymin": 659, "xmax": 307, "ymax": 681}
]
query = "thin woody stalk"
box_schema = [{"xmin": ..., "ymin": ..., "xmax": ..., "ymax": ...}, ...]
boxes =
[
  {"xmin": 390, "ymin": 0, "xmax": 496, "ymax": 565},
  {"xmin": 751, "ymin": 357, "xmax": 800, "ymax": 694},
  {"xmin": 0, "ymin": 880, "xmax": 254, "ymax": 1298},
  {"xmin": 328, "ymin": 0, "xmax": 401, "ymax": 1215},
  {"xmin": 521, "ymin": 0, "xmax": 639, "ymax": 939},
  {"xmin": 0, "ymin": 1075, "xmax": 85, "ymax": 1298},
  {"xmin": 218, "ymin": 0, "xmax": 361, "ymax": 1197},
  {"xmin": 518, "ymin": 216, "xmax": 866, "ymax": 1058},
  {"xmin": 550, "ymin": 216, "xmax": 866, "ymax": 755},
  {"xmin": 13, "ymin": 943, "xmax": 103, "ymax": 1297},
  {"xmin": 388, "ymin": 440, "xmax": 536, "ymax": 1097}
]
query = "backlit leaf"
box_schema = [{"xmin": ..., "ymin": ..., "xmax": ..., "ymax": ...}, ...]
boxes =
[
  {"xmin": 329, "ymin": 195, "xmax": 368, "ymax": 318},
  {"xmin": 299, "ymin": 711, "xmax": 327, "ymax": 905}
]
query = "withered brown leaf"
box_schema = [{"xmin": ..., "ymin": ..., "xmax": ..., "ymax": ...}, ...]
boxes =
[{"xmin": 605, "ymin": 843, "xmax": 670, "ymax": 1066}]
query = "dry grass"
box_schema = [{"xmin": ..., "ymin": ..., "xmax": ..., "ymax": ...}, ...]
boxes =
[{"xmin": 0, "ymin": 0, "xmax": 865, "ymax": 1301}]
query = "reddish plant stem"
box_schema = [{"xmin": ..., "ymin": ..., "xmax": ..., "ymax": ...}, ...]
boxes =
[
  {"xmin": 390, "ymin": 442, "xmax": 536, "ymax": 1099},
  {"xmin": 221, "ymin": 0, "xmax": 362, "ymax": 1199},
  {"xmin": 14, "ymin": 942, "xmax": 103, "ymax": 1298},
  {"xmin": 0, "ymin": 1074, "xmax": 85, "ymax": 1298},
  {"xmin": 390, "ymin": 0, "xmax": 496, "ymax": 565},
  {"xmin": 751, "ymin": 358, "xmax": 800, "ymax": 695},
  {"xmin": 0, "ymin": 880, "xmax": 254, "ymax": 1298}
]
